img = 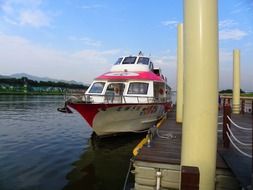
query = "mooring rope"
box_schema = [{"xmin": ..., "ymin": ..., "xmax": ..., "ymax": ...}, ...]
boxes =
[
  {"xmin": 226, "ymin": 124, "xmax": 252, "ymax": 146},
  {"xmin": 122, "ymin": 157, "xmax": 135, "ymax": 190},
  {"xmin": 156, "ymin": 128, "xmax": 173, "ymax": 139},
  {"xmin": 226, "ymin": 131, "xmax": 252, "ymax": 158},
  {"xmin": 129, "ymin": 128, "xmax": 150, "ymax": 133},
  {"xmin": 227, "ymin": 116, "xmax": 252, "ymax": 131}
]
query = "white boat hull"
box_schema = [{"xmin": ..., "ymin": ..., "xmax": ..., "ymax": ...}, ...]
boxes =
[
  {"xmin": 93, "ymin": 104, "xmax": 165, "ymax": 136},
  {"xmin": 68, "ymin": 102, "xmax": 171, "ymax": 136}
]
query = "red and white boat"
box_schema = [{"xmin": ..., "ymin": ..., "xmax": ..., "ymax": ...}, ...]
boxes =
[{"xmin": 64, "ymin": 53, "xmax": 173, "ymax": 136}]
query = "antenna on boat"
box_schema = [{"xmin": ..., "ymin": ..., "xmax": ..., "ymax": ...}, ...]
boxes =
[{"xmin": 138, "ymin": 51, "xmax": 143, "ymax": 56}]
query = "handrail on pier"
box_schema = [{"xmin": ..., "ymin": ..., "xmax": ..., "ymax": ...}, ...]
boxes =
[
  {"xmin": 223, "ymin": 105, "xmax": 231, "ymax": 148},
  {"xmin": 221, "ymin": 96, "xmax": 253, "ymax": 115},
  {"xmin": 227, "ymin": 115, "xmax": 252, "ymax": 131},
  {"xmin": 221, "ymin": 104, "xmax": 252, "ymax": 158},
  {"xmin": 226, "ymin": 124, "xmax": 252, "ymax": 147}
]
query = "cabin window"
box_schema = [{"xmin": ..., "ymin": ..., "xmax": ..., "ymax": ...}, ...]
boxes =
[
  {"xmin": 127, "ymin": 83, "xmax": 149, "ymax": 95},
  {"xmin": 122, "ymin": 57, "xmax": 137, "ymax": 64},
  {"xmin": 153, "ymin": 69, "xmax": 160, "ymax": 76},
  {"xmin": 105, "ymin": 83, "xmax": 125, "ymax": 96},
  {"xmin": 114, "ymin": 58, "xmax": 123, "ymax": 65},
  {"xmin": 89, "ymin": 82, "xmax": 105, "ymax": 93},
  {"xmin": 137, "ymin": 57, "xmax": 149, "ymax": 65}
]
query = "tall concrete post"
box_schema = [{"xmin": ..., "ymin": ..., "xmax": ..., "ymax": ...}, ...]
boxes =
[
  {"xmin": 181, "ymin": 0, "xmax": 218, "ymax": 189},
  {"xmin": 232, "ymin": 49, "xmax": 240, "ymax": 114},
  {"xmin": 176, "ymin": 23, "xmax": 184, "ymax": 123}
]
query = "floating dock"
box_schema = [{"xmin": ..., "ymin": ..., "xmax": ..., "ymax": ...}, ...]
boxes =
[{"xmin": 131, "ymin": 101, "xmax": 252, "ymax": 190}]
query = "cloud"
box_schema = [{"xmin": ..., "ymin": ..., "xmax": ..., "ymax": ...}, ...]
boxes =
[
  {"xmin": 0, "ymin": 0, "xmax": 52, "ymax": 28},
  {"xmin": 231, "ymin": 1, "xmax": 253, "ymax": 14},
  {"xmin": 219, "ymin": 19, "xmax": 248, "ymax": 40},
  {"xmin": 73, "ymin": 49, "xmax": 121, "ymax": 58},
  {"xmin": 3, "ymin": 16, "xmax": 19, "ymax": 25},
  {"xmin": 0, "ymin": 34, "xmax": 122, "ymax": 83},
  {"xmin": 69, "ymin": 36, "xmax": 102, "ymax": 47},
  {"xmin": 219, "ymin": 19, "xmax": 237, "ymax": 29},
  {"xmin": 81, "ymin": 4, "xmax": 103, "ymax": 9},
  {"xmin": 218, "ymin": 49, "xmax": 253, "ymax": 91},
  {"xmin": 231, "ymin": 8, "xmax": 243, "ymax": 14},
  {"xmin": 152, "ymin": 53, "xmax": 177, "ymax": 89},
  {"xmin": 219, "ymin": 29, "xmax": 247, "ymax": 40},
  {"xmin": 161, "ymin": 20, "xmax": 178, "ymax": 28},
  {"xmin": 19, "ymin": 10, "xmax": 50, "ymax": 27}
]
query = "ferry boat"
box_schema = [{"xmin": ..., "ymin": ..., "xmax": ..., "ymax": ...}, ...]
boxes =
[{"xmin": 62, "ymin": 53, "xmax": 172, "ymax": 136}]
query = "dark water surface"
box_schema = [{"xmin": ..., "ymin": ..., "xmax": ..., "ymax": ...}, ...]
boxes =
[{"xmin": 0, "ymin": 95, "xmax": 142, "ymax": 190}]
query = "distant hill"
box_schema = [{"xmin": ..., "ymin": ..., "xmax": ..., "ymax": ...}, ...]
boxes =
[
  {"xmin": 0, "ymin": 75, "xmax": 11, "ymax": 79},
  {"xmin": 0, "ymin": 73, "xmax": 86, "ymax": 85}
]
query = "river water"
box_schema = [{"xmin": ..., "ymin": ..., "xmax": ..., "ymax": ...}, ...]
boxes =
[{"xmin": 0, "ymin": 95, "xmax": 143, "ymax": 190}]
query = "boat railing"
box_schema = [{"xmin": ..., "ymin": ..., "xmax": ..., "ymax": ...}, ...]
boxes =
[
  {"xmin": 64, "ymin": 89, "xmax": 168, "ymax": 104},
  {"xmin": 80, "ymin": 94, "xmax": 167, "ymax": 104},
  {"xmin": 64, "ymin": 89, "xmax": 85, "ymax": 102}
]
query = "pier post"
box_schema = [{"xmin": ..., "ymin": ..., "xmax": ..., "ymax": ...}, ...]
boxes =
[
  {"xmin": 181, "ymin": 166, "xmax": 200, "ymax": 190},
  {"xmin": 176, "ymin": 23, "xmax": 184, "ymax": 123},
  {"xmin": 181, "ymin": 0, "xmax": 218, "ymax": 189},
  {"xmin": 241, "ymin": 99, "xmax": 245, "ymax": 114},
  {"xmin": 223, "ymin": 105, "xmax": 231, "ymax": 148},
  {"xmin": 252, "ymin": 100, "xmax": 253, "ymax": 115},
  {"xmin": 232, "ymin": 49, "xmax": 240, "ymax": 114}
]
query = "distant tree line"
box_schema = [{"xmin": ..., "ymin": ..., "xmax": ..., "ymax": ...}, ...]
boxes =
[
  {"xmin": 219, "ymin": 89, "xmax": 245, "ymax": 93},
  {"xmin": 0, "ymin": 77, "xmax": 88, "ymax": 89}
]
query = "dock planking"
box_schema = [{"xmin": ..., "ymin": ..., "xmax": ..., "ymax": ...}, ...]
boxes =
[
  {"xmin": 135, "ymin": 111, "xmax": 227, "ymax": 169},
  {"xmin": 134, "ymin": 110, "xmax": 252, "ymax": 189}
]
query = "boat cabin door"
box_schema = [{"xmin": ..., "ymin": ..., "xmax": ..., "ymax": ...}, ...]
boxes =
[
  {"xmin": 154, "ymin": 82, "xmax": 166, "ymax": 102},
  {"xmin": 104, "ymin": 83, "xmax": 125, "ymax": 103}
]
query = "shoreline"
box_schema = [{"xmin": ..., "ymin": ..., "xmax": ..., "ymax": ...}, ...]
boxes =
[{"xmin": 0, "ymin": 92, "xmax": 64, "ymax": 96}]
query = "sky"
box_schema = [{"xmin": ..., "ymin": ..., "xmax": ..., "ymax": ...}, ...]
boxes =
[{"xmin": 0, "ymin": 0, "xmax": 252, "ymax": 91}]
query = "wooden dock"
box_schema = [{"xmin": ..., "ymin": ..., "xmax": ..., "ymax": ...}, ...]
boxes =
[{"xmin": 132, "ymin": 109, "xmax": 252, "ymax": 190}]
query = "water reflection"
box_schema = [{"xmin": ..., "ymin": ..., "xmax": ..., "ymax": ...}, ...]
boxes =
[
  {"xmin": 0, "ymin": 95, "xmax": 144, "ymax": 190},
  {"xmin": 64, "ymin": 133, "xmax": 144, "ymax": 190}
]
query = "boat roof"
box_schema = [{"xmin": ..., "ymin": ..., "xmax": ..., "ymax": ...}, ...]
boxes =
[{"xmin": 96, "ymin": 71, "xmax": 164, "ymax": 82}]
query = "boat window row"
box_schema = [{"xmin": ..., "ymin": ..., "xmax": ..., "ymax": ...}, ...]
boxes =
[
  {"xmin": 88, "ymin": 82, "xmax": 149, "ymax": 95},
  {"xmin": 89, "ymin": 82, "xmax": 105, "ymax": 93},
  {"xmin": 128, "ymin": 83, "xmax": 148, "ymax": 94},
  {"xmin": 114, "ymin": 56, "xmax": 153, "ymax": 67},
  {"xmin": 122, "ymin": 57, "xmax": 136, "ymax": 64},
  {"xmin": 114, "ymin": 58, "xmax": 123, "ymax": 65}
]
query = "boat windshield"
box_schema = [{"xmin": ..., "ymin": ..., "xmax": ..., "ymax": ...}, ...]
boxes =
[
  {"xmin": 122, "ymin": 56, "xmax": 137, "ymax": 64},
  {"xmin": 89, "ymin": 82, "xmax": 105, "ymax": 93},
  {"xmin": 137, "ymin": 57, "xmax": 149, "ymax": 65},
  {"xmin": 114, "ymin": 57, "xmax": 123, "ymax": 65}
]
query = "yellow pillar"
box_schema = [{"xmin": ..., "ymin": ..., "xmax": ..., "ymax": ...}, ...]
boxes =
[
  {"xmin": 232, "ymin": 49, "xmax": 240, "ymax": 114},
  {"xmin": 176, "ymin": 23, "xmax": 184, "ymax": 123},
  {"xmin": 181, "ymin": 0, "xmax": 218, "ymax": 189}
]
